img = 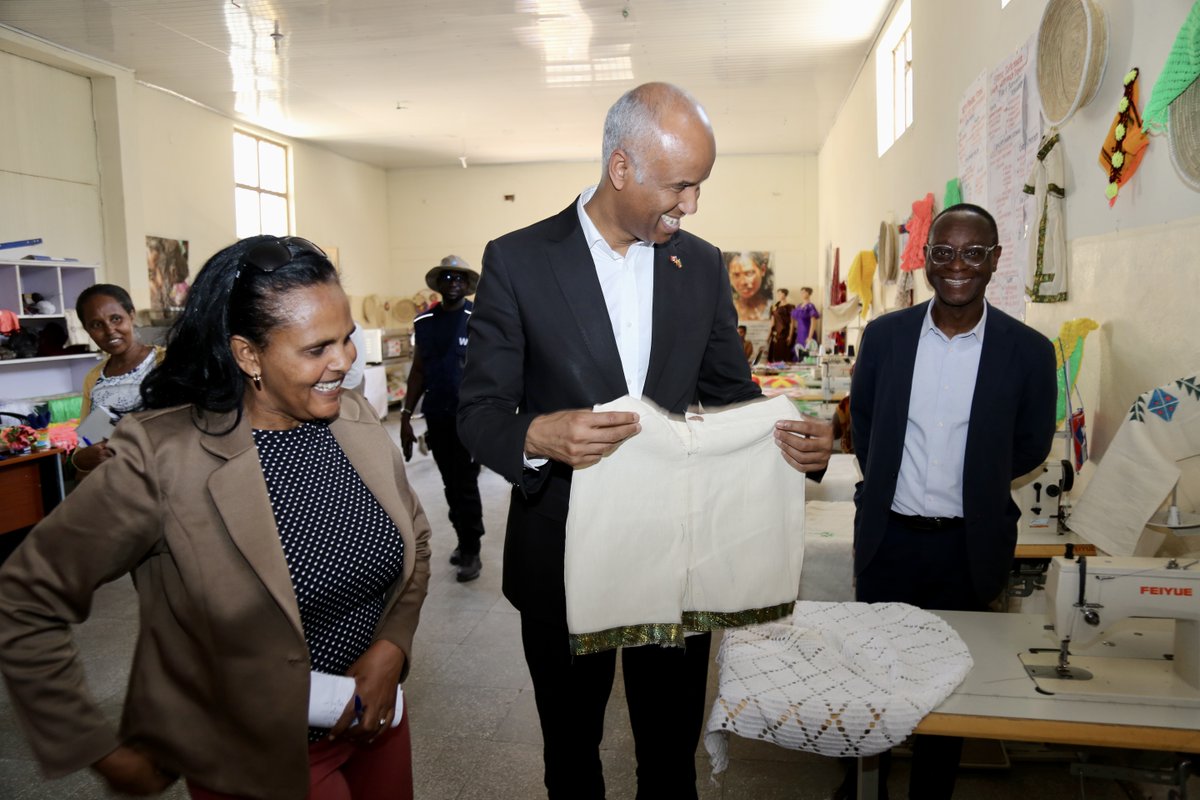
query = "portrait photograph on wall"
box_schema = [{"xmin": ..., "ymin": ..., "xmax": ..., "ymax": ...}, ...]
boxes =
[
  {"xmin": 146, "ymin": 236, "xmax": 189, "ymax": 313},
  {"xmin": 723, "ymin": 250, "xmax": 774, "ymax": 323}
]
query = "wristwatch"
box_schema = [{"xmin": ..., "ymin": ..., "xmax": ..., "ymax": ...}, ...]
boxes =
[{"xmin": 400, "ymin": 408, "xmax": 413, "ymax": 417}]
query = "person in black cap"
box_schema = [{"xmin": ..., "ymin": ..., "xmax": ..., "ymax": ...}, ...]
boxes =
[{"xmin": 400, "ymin": 255, "xmax": 485, "ymax": 582}]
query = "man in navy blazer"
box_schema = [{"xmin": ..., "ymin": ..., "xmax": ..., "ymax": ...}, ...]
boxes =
[
  {"xmin": 847, "ymin": 203, "xmax": 1056, "ymax": 799},
  {"xmin": 458, "ymin": 83, "xmax": 832, "ymax": 799}
]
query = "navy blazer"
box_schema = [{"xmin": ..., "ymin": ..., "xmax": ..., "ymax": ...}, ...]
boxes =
[
  {"xmin": 849, "ymin": 301, "xmax": 1057, "ymax": 603},
  {"xmin": 458, "ymin": 200, "xmax": 761, "ymax": 618}
]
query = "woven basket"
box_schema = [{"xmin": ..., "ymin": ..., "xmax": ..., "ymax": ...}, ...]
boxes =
[
  {"xmin": 1169, "ymin": 78, "xmax": 1200, "ymax": 191},
  {"xmin": 877, "ymin": 220, "xmax": 898, "ymax": 283},
  {"xmin": 1037, "ymin": 0, "xmax": 1109, "ymax": 127}
]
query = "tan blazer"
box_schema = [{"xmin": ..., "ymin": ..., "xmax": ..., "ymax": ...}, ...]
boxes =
[{"xmin": 0, "ymin": 392, "xmax": 432, "ymax": 800}]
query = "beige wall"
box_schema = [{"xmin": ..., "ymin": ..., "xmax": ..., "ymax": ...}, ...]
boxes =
[
  {"xmin": 385, "ymin": 154, "xmax": 818, "ymax": 298},
  {"xmin": 818, "ymin": 0, "xmax": 1200, "ymax": 460},
  {"xmin": 137, "ymin": 87, "xmax": 392, "ymax": 307},
  {"xmin": 0, "ymin": 25, "xmax": 392, "ymax": 318}
]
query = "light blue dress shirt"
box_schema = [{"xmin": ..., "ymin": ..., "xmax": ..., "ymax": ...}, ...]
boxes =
[{"xmin": 891, "ymin": 302, "xmax": 988, "ymax": 518}]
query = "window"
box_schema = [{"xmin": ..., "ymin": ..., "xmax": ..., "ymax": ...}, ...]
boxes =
[
  {"xmin": 234, "ymin": 130, "xmax": 290, "ymax": 238},
  {"xmin": 875, "ymin": 0, "xmax": 913, "ymax": 156}
]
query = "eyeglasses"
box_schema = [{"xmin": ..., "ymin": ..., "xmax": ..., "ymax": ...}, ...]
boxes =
[
  {"xmin": 238, "ymin": 236, "xmax": 327, "ymax": 279},
  {"xmin": 438, "ymin": 271, "xmax": 468, "ymax": 284},
  {"xmin": 924, "ymin": 243, "xmax": 998, "ymax": 267}
]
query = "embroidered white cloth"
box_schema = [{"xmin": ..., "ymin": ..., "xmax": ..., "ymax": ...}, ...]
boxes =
[
  {"xmin": 1069, "ymin": 374, "xmax": 1200, "ymax": 555},
  {"xmin": 565, "ymin": 394, "xmax": 806, "ymax": 654},
  {"xmin": 704, "ymin": 601, "xmax": 972, "ymax": 771}
]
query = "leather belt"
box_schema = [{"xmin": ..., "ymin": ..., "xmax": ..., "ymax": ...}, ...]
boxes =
[{"xmin": 888, "ymin": 510, "xmax": 964, "ymax": 530}]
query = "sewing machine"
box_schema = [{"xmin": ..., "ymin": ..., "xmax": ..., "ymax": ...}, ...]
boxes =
[
  {"xmin": 1014, "ymin": 458, "xmax": 1075, "ymax": 532},
  {"xmin": 1020, "ymin": 556, "xmax": 1200, "ymax": 706}
]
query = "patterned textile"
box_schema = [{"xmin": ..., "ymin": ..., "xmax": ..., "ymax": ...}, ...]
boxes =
[
  {"xmin": 704, "ymin": 602, "xmax": 972, "ymax": 772},
  {"xmin": 1100, "ymin": 68, "xmax": 1150, "ymax": 206},
  {"xmin": 565, "ymin": 394, "xmax": 805, "ymax": 655},
  {"xmin": 1068, "ymin": 374, "xmax": 1200, "ymax": 555},
  {"xmin": 1023, "ymin": 133, "xmax": 1068, "ymax": 303},
  {"xmin": 1142, "ymin": 1, "xmax": 1200, "ymax": 133}
]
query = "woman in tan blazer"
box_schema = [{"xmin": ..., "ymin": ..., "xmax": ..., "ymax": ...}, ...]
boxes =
[{"xmin": 0, "ymin": 236, "xmax": 431, "ymax": 800}]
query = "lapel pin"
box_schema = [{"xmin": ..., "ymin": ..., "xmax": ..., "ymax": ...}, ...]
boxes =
[{"xmin": 670, "ymin": 255, "xmax": 683, "ymax": 269}]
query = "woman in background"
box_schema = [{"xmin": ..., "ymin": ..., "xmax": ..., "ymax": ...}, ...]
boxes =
[
  {"xmin": 72, "ymin": 284, "xmax": 164, "ymax": 474},
  {"xmin": 790, "ymin": 286, "xmax": 821, "ymax": 358},
  {"xmin": 767, "ymin": 288, "xmax": 795, "ymax": 362},
  {"xmin": 0, "ymin": 236, "xmax": 430, "ymax": 800}
]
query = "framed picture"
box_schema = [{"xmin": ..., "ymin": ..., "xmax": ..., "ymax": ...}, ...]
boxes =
[{"xmin": 146, "ymin": 236, "xmax": 189, "ymax": 312}]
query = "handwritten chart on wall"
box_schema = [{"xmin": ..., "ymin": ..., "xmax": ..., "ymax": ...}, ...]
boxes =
[{"xmin": 956, "ymin": 37, "xmax": 1043, "ymax": 320}]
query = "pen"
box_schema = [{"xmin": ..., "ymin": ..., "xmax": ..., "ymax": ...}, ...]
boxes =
[
  {"xmin": 81, "ymin": 436, "xmax": 92, "ymax": 447},
  {"xmin": 353, "ymin": 694, "xmax": 363, "ymax": 724}
]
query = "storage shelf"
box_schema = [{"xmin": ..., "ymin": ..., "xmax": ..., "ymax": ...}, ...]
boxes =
[{"xmin": 2, "ymin": 353, "xmax": 98, "ymax": 365}]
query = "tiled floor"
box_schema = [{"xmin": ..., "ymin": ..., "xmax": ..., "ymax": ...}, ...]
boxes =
[{"xmin": 0, "ymin": 417, "xmax": 1194, "ymax": 798}]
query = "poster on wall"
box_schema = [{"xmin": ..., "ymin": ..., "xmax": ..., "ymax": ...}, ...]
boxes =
[
  {"xmin": 957, "ymin": 36, "xmax": 1043, "ymax": 320},
  {"xmin": 723, "ymin": 250, "xmax": 774, "ymax": 322},
  {"xmin": 146, "ymin": 236, "xmax": 189, "ymax": 312}
]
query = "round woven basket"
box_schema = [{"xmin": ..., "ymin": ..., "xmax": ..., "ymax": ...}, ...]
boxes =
[
  {"xmin": 1037, "ymin": 0, "xmax": 1109, "ymax": 127},
  {"xmin": 1169, "ymin": 79, "xmax": 1200, "ymax": 191}
]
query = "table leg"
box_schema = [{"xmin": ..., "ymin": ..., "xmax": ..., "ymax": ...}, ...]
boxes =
[{"xmin": 856, "ymin": 754, "xmax": 880, "ymax": 800}]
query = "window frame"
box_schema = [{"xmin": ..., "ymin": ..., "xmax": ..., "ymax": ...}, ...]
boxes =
[
  {"xmin": 875, "ymin": 0, "xmax": 913, "ymax": 157},
  {"xmin": 233, "ymin": 129, "xmax": 291, "ymax": 238}
]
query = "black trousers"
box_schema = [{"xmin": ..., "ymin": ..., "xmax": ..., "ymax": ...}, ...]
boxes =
[
  {"xmin": 846, "ymin": 514, "xmax": 991, "ymax": 800},
  {"xmin": 520, "ymin": 615, "xmax": 711, "ymax": 800},
  {"xmin": 423, "ymin": 415, "xmax": 484, "ymax": 555}
]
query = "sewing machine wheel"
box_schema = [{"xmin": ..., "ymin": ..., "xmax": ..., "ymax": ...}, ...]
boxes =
[{"xmin": 1059, "ymin": 459, "xmax": 1074, "ymax": 493}]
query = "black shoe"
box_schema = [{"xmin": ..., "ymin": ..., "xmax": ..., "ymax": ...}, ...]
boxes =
[
  {"xmin": 449, "ymin": 548, "xmax": 461, "ymax": 566},
  {"xmin": 456, "ymin": 553, "xmax": 482, "ymax": 582}
]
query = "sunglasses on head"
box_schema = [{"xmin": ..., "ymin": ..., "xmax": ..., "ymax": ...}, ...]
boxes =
[{"xmin": 237, "ymin": 236, "xmax": 327, "ymax": 279}]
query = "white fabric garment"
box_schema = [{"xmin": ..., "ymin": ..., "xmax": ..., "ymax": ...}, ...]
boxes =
[
  {"xmin": 822, "ymin": 298, "xmax": 862, "ymax": 332},
  {"xmin": 565, "ymin": 394, "xmax": 807, "ymax": 652},
  {"xmin": 1069, "ymin": 373, "xmax": 1200, "ymax": 555},
  {"xmin": 704, "ymin": 601, "xmax": 973, "ymax": 771},
  {"xmin": 1023, "ymin": 132, "xmax": 1068, "ymax": 303}
]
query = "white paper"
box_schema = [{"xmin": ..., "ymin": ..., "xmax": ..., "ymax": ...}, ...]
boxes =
[
  {"xmin": 75, "ymin": 406, "xmax": 116, "ymax": 445},
  {"xmin": 308, "ymin": 671, "xmax": 404, "ymax": 728}
]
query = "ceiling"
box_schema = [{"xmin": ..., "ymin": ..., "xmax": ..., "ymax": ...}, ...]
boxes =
[{"xmin": 0, "ymin": 0, "xmax": 894, "ymax": 169}]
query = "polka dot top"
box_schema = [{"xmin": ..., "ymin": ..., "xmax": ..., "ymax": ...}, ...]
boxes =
[{"xmin": 252, "ymin": 422, "xmax": 405, "ymax": 741}]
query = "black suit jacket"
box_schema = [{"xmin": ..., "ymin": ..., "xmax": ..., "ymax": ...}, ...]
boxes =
[
  {"xmin": 849, "ymin": 301, "xmax": 1057, "ymax": 603},
  {"xmin": 458, "ymin": 200, "xmax": 761, "ymax": 620}
]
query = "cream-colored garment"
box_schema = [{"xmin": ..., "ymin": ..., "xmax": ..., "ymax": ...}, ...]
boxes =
[
  {"xmin": 1069, "ymin": 373, "xmax": 1200, "ymax": 555},
  {"xmin": 565, "ymin": 395, "xmax": 807, "ymax": 653}
]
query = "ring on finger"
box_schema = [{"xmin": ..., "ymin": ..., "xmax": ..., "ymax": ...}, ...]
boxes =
[{"xmin": 378, "ymin": 717, "xmax": 388, "ymax": 727}]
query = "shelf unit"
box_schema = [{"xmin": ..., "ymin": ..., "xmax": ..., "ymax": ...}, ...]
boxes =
[{"xmin": 0, "ymin": 259, "xmax": 101, "ymax": 401}]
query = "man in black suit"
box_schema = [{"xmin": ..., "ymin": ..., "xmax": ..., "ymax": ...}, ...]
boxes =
[
  {"xmin": 846, "ymin": 203, "xmax": 1056, "ymax": 799},
  {"xmin": 457, "ymin": 82, "xmax": 833, "ymax": 799}
]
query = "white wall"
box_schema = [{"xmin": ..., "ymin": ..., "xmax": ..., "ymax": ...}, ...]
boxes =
[
  {"xmin": 818, "ymin": 0, "xmax": 1200, "ymax": 458},
  {"xmin": 136, "ymin": 87, "xmax": 392, "ymax": 307},
  {"xmin": 385, "ymin": 154, "xmax": 817, "ymax": 297},
  {"xmin": 0, "ymin": 49, "xmax": 105, "ymax": 263}
]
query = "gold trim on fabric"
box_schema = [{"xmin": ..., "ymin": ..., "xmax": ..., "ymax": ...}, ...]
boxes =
[{"xmin": 568, "ymin": 602, "xmax": 796, "ymax": 656}]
